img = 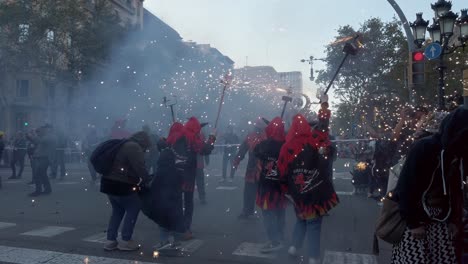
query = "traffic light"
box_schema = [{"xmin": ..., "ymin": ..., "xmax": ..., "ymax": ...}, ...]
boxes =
[{"xmin": 411, "ymin": 51, "xmax": 425, "ymax": 85}]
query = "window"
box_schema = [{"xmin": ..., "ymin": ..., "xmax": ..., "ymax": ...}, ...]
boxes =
[
  {"xmin": 16, "ymin": 80, "xmax": 29, "ymax": 98},
  {"xmin": 46, "ymin": 29, "xmax": 54, "ymax": 42},
  {"xmin": 18, "ymin": 24, "xmax": 29, "ymax": 43}
]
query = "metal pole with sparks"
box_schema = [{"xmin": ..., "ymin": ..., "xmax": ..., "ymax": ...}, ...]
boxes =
[
  {"xmin": 214, "ymin": 73, "xmax": 233, "ymax": 130},
  {"xmin": 281, "ymin": 88, "xmax": 293, "ymax": 118},
  {"xmin": 163, "ymin": 96, "xmax": 177, "ymax": 123}
]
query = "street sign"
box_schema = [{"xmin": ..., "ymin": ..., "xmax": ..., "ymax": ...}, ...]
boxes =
[{"xmin": 424, "ymin": 43, "xmax": 442, "ymax": 60}]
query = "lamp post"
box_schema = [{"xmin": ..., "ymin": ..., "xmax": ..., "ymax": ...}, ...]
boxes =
[
  {"xmin": 300, "ymin": 56, "xmax": 327, "ymax": 81},
  {"xmin": 411, "ymin": 1, "xmax": 468, "ymax": 110}
]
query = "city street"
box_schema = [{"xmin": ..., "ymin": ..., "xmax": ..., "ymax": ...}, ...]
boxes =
[{"xmin": 0, "ymin": 155, "xmax": 391, "ymax": 264}]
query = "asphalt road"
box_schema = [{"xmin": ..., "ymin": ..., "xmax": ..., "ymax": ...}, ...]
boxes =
[{"xmin": 0, "ymin": 156, "xmax": 391, "ymax": 264}]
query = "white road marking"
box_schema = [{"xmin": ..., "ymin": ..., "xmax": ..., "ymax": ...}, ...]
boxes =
[
  {"xmin": 216, "ymin": 186, "xmax": 238, "ymax": 190},
  {"xmin": 0, "ymin": 245, "xmax": 159, "ymax": 264},
  {"xmin": 21, "ymin": 226, "xmax": 75, "ymax": 237},
  {"xmin": 180, "ymin": 239, "xmax": 204, "ymax": 253},
  {"xmin": 4, "ymin": 180, "xmax": 22, "ymax": 184},
  {"xmin": 322, "ymin": 251, "xmax": 378, "ymax": 264},
  {"xmin": 333, "ymin": 172, "xmax": 352, "ymax": 179},
  {"xmin": 0, "ymin": 222, "xmax": 16, "ymax": 230},
  {"xmin": 56, "ymin": 182, "xmax": 79, "ymax": 185},
  {"xmin": 335, "ymin": 191, "xmax": 354, "ymax": 196},
  {"xmin": 232, "ymin": 242, "xmax": 275, "ymax": 259},
  {"xmin": 83, "ymin": 232, "xmax": 121, "ymax": 243}
]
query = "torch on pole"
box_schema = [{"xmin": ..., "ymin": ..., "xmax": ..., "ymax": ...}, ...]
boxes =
[
  {"xmin": 214, "ymin": 73, "xmax": 233, "ymax": 130},
  {"xmin": 323, "ymin": 36, "xmax": 361, "ymax": 96},
  {"xmin": 163, "ymin": 96, "xmax": 177, "ymax": 123}
]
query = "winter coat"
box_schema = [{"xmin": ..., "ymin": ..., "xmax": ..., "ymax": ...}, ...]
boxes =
[
  {"xmin": 278, "ymin": 114, "xmax": 338, "ymax": 220},
  {"xmin": 31, "ymin": 133, "xmax": 56, "ymax": 161},
  {"xmin": 395, "ymin": 108, "xmax": 468, "ymax": 229},
  {"xmin": 101, "ymin": 131, "xmax": 151, "ymax": 196},
  {"xmin": 254, "ymin": 117, "xmax": 286, "ymax": 210},
  {"xmin": 234, "ymin": 131, "xmax": 266, "ymax": 183},
  {"xmin": 12, "ymin": 137, "xmax": 27, "ymax": 158}
]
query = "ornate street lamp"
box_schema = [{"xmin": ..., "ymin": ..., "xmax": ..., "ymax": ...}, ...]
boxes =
[
  {"xmin": 411, "ymin": 13, "xmax": 429, "ymax": 47},
  {"xmin": 439, "ymin": 11, "xmax": 458, "ymax": 38},
  {"xmin": 431, "ymin": 0, "xmax": 452, "ymax": 17},
  {"xmin": 457, "ymin": 9, "xmax": 468, "ymax": 43},
  {"xmin": 428, "ymin": 19, "xmax": 441, "ymax": 43},
  {"xmin": 412, "ymin": 1, "xmax": 467, "ymax": 110}
]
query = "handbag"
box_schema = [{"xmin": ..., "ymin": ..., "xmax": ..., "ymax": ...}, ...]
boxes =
[{"xmin": 375, "ymin": 192, "xmax": 406, "ymax": 244}]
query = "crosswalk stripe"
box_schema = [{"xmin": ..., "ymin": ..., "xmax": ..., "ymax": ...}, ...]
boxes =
[
  {"xmin": 0, "ymin": 222, "xmax": 16, "ymax": 230},
  {"xmin": 180, "ymin": 239, "xmax": 204, "ymax": 253},
  {"xmin": 56, "ymin": 181, "xmax": 80, "ymax": 185},
  {"xmin": 0, "ymin": 245, "xmax": 159, "ymax": 264},
  {"xmin": 335, "ymin": 191, "xmax": 354, "ymax": 196},
  {"xmin": 232, "ymin": 242, "xmax": 275, "ymax": 259},
  {"xmin": 322, "ymin": 251, "xmax": 378, "ymax": 264},
  {"xmin": 21, "ymin": 226, "xmax": 75, "ymax": 237},
  {"xmin": 83, "ymin": 232, "xmax": 121, "ymax": 243},
  {"xmin": 4, "ymin": 180, "xmax": 22, "ymax": 184},
  {"xmin": 216, "ymin": 186, "xmax": 238, "ymax": 190}
]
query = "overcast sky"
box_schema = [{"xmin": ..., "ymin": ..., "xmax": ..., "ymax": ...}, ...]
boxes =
[{"xmin": 145, "ymin": 0, "xmax": 466, "ymax": 93}]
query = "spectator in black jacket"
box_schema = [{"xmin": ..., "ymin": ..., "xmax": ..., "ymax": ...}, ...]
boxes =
[
  {"xmin": 9, "ymin": 131, "xmax": 27, "ymax": 179},
  {"xmin": 392, "ymin": 108, "xmax": 468, "ymax": 264}
]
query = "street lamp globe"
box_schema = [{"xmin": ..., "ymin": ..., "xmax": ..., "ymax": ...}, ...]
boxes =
[
  {"xmin": 431, "ymin": 0, "xmax": 452, "ymax": 18},
  {"xmin": 428, "ymin": 19, "xmax": 442, "ymax": 43},
  {"xmin": 439, "ymin": 11, "xmax": 458, "ymax": 38},
  {"xmin": 411, "ymin": 13, "xmax": 430, "ymax": 46},
  {"xmin": 457, "ymin": 9, "xmax": 468, "ymax": 43}
]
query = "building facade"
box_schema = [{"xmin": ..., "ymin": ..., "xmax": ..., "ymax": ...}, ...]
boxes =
[{"xmin": 278, "ymin": 71, "xmax": 303, "ymax": 93}]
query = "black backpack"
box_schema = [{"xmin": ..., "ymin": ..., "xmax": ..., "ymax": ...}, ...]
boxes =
[{"xmin": 90, "ymin": 139, "xmax": 127, "ymax": 175}]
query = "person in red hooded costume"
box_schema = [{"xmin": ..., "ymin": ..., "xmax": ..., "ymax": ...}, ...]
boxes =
[
  {"xmin": 253, "ymin": 117, "xmax": 287, "ymax": 253},
  {"xmin": 111, "ymin": 119, "xmax": 131, "ymax": 139},
  {"xmin": 166, "ymin": 117, "xmax": 215, "ymax": 240},
  {"xmin": 233, "ymin": 117, "xmax": 267, "ymax": 219},
  {"xmin": 278, "ymin": 114, "xmax": 339, "ymax": 264}
]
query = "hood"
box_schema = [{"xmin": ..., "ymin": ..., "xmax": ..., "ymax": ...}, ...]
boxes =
[
  {"xmin": 167, "ymin": 122, "xmax": 184, "ymax": 146},
  {"xmin": 185, "ymin": 117, "xmax": 201, "ymax": 135},
  {"xmin": 254, "ymin": 116, "xmax": 267, "ymax": 130},
  {"xmin": 265, "ymin": 117, "xmax": 285, "ymax": 142},
  {"xmin": 439, "ymin": 107, "xmax": 468, "ymax": 156},
  {"xmin": 286, "ymin": 114, "xmax": 312, "ymax": 142},
  {"xmin": 129, "ymin": 131, "xmax": 152, "ymax": 150}
]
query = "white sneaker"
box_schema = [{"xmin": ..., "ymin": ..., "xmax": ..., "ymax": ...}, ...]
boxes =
[
  {"xmin": 117, "ymin": 240, "xmax": 140, "ymax": 251},
  {"xmin": 103, "ymin": 240, "xmax": 118, "ymax": 251},
  {"xmin": 309, "ymin": 258, "xmax": 320, "ymax": 264},
  {"xmin": 288, "ymin": 246, "xmax": 297, "ymax": 256},
  {"xmin": 228, "ymin": 178, "xmax": 233, "ymax": 183}
]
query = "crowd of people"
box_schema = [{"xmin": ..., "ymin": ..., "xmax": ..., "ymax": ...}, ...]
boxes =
[
  {"xmin": 86, "ymin": 101, "xmax": 337, "ymax": 264},
  {"xmin": 0, "ymin": 100, "xmax": 466, "ymax": 264},
  {"xmin": 0, "ymin": 125, "xmax": 74, "ymax": 193}
]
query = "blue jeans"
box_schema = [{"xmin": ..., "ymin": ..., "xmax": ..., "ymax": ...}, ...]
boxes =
[
  {"xmin": 107, "ymin": 193, "xmax": 141, "ymax": 241},
  {"xmin": 292, "ymin": 217, "xmax": 323, "ymax": 258},
  {"xmin": 262, "ymin": 209, "xmax": 285, "ymax": 243}
]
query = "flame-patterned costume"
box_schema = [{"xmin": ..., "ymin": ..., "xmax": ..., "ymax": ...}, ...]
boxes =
[
  {"xmin": 278, "ymin": 114, "xmax": 338, "ymax": 220},
  {"xmin": 253, "ymin": 117, "xmax": 287, "ymax": 210}
]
